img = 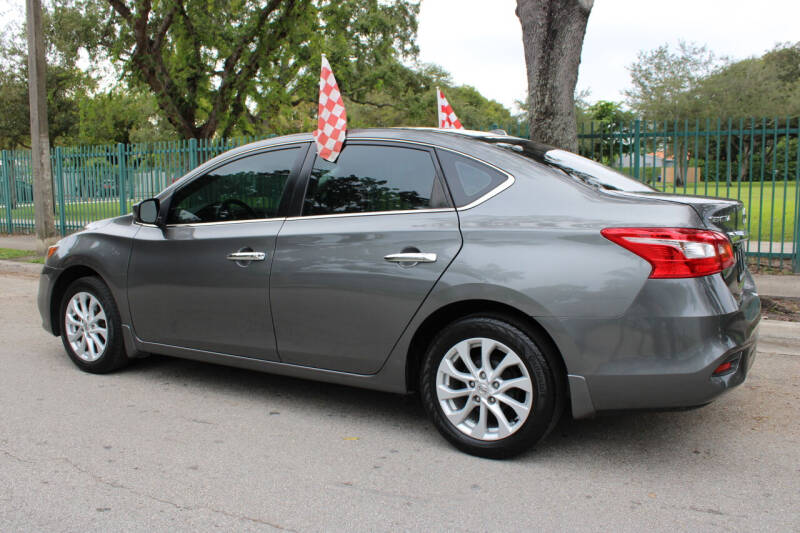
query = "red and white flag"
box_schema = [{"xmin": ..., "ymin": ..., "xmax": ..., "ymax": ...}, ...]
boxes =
[
  {"xmin": 437, "ymin": 87, "xmax": 464, "ymax": 130},
  {"xmin": 314, "ymin": 55, "xmax": 347, "ymax": 162}
]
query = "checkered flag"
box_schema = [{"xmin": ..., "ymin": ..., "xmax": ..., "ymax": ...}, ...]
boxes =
[
  {"xmin": 314, "ymin": 55, "xmax": 347, "ymax": 162},
  {"xmin": 437, "ymin": 87, "xmax": 464, "ymax": 130}
]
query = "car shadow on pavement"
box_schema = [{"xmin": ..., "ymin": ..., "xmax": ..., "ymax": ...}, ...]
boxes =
[{"xmin": 129, "ymin": 354, "xmax": 721, "ymax": 463}]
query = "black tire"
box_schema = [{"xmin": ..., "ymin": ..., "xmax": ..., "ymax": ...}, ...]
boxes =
[
  {"xmin": 420, "ymin": 315, "xmax": 562, "ymax": 459},
  {"xmin": 59, "ymin": 276, "xmax": 129, "ymax": 374}
]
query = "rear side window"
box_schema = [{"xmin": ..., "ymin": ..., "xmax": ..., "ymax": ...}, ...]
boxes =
[
  {"xmin": 436, "ymin": 149, "xmax": 508, "ymax": 207},
  {"xmin": 302, "ymin": 145, "xmax": 450, "ymax": 216}
]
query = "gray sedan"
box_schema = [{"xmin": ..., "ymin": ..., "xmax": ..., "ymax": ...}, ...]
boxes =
[{"xmin": 37, "ymin": 129, "xmax": 760, "ymax": 458}]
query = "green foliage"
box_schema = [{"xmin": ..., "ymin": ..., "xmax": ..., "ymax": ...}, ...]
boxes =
[
  {"xmin": 625, "ymin": 41, "xmax": 721, "ymax": 119},
  {"xmin": 691, "ymin": 44, "xmax": 800, "ymax": 119},
  {"xmin": 75, "ymin": 90, "xmax": 175, "ymax": 145},
  {"xmin": 576, "ymin": 100, "xmax": 635, "ymax": 156},
  {"xmin": 0, "ymin": 0, "xmax": 516, "ymax": 147},
  {"xmin": 0, "ymin": 8, "xmax": 95, "ymax": 149},
  {"xmin": 626, "ymin": 41, "xmax": 800, "ymax": 120},
  {"xmin": 698, "ymin": 136, "xmax": 798, "ymax": 183}
]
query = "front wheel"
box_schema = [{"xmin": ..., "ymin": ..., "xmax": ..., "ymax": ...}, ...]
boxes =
[
  {"xmin": 420, "ymin": 316, "xmax": 561, "ymax": 458},
  {"xmin": 59, "ymin": 276, "xmax": 129, "ymax": 374}
]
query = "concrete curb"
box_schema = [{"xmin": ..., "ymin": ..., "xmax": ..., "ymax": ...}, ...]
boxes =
[
  {"xmin": 758, "ymin": 319, "xmax": 800, "ymax": 356},
  {"xmin": 753, "ymin": 274, "xmax": 800, "ymax": 299},
  {"xmin": 753, "ymin": 274, "xmax": 800, "ymax": 298},
  {"xmin": 0, "ymin": 259, "xmax": 43, "ymax": 277}
]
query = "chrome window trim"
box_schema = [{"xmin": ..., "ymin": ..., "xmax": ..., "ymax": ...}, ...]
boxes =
[
  {"xmin": 165, "ymin": 216, "xmax": 286, "ymax": 228},
  {"xmin": 455, "ymin": 173, "xmax": 515, "ymax": 211},
  {"xmin": 286, "ymin": 208, "xmax": 455, "ymax": 222}
]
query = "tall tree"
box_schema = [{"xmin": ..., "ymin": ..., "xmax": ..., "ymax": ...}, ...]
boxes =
[
  {"xmin": 84, "ymin": 0, "xmax": 421, "ymax": 139},
  {"xmin": 0, "ymin": 2, "xmax": 97, "ymax": 149},
  {"xmin": 624, "ymin": 41, "xmax": 721, "ymax": 119},
  {"xmin": 515, "ymin": 0, "xmax": 593, "ymax": 151}
]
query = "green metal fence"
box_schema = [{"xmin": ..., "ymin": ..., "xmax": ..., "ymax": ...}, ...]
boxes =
[
  {"xmin": 0, "ymin": 136, "xmax": 271, "ymax": 235},
  {"xmin": 2, "ymin": 120, "xmax": 799, "ymax": 272}
]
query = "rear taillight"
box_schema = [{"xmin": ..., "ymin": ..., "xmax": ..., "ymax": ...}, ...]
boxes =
[{"xmin": 601, "ymin": 227, "xmax": 735, "ymax": 279}]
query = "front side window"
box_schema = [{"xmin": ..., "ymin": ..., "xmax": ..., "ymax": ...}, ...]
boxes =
[
  {"xmin": 167, "ymin": 148, "xmax": 299, "ymax": 224},
  {"xmin": 302, "ymin": 145, "xmax": 450, "ymax": 216}
]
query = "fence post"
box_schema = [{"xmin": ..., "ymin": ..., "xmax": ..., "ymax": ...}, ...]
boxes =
[
  {"xmin": 793, "ymin": 127, "xmax": 800, "ymax": 273},
  {"xmin": 1, "ymin": 150, "xmax": 12, "ymax": 233},
  {"xmin": 189, "ymin": 138, "xmax": 198, "ymax": 170},
  {"xmin": 54, "ymin": 146, "xmax": 66, "ymax": 236},
  {"xmin": 117, "ymin": 143, "xmax": 127, "ymax": 215},
  {"xmin": 633, "ymin": 119, "xmax": 641, "ymax": 180},
  {"xmin": 793, "ymin": 189, "xmax": 800, "ymax": 273}
]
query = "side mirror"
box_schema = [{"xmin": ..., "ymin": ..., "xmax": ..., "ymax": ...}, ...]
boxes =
[{"xmin": 135, "ymin": 198, "xmax": 160, "ymax": 225}]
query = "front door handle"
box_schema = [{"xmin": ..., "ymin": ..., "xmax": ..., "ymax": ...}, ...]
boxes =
[
  {"xmin": 384, "ymin": 252, "xmax": 437, "ymax": 264},
  {"xmin": 227, "ymin": 251, "xmax": 266, "ymax": 262}
]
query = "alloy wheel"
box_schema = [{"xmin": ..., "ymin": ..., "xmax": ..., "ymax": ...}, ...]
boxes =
[
  {"xmin": 435, "ymin": 337, "xmax": 534, "ymax": 441},
  {"xmin": 64, "ymin": 291, "xmax": 108, "ymax": 362}
]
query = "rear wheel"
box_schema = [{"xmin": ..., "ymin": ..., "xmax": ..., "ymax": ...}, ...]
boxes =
[
  {"xmin": 420, "ymin": 316, "xmax": 560, "ymax": 458},
  {"xmin": 59, "ymin": 276, "xmax": 128, "ymax": 374}
]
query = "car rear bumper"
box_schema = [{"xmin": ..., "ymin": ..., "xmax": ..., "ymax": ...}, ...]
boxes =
[{"xmin": 541, "ymin": 271, "xmax": 761, "ymax": 418}]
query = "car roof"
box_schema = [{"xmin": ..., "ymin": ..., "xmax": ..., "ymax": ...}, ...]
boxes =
[{"xmin": 221, "ymin": 128, "xmax": 555, "ymax": 164}]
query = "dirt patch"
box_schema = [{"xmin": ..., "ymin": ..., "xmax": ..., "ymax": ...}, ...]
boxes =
[{"xmin": 760, "ymin": 296, "xmax": 800, "ymax": 322}]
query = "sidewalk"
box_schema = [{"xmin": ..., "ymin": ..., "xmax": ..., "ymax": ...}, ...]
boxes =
[
  {"xmin": 752, "ymin": 274, "xmax": 800, "ymax": 298},
  {"xmin": 0, "ymin": 235, "xmax": 38, "ymax": 252}
]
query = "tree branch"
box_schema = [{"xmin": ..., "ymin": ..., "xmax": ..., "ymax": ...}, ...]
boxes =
[
  {"xmin": 347, "ymin": 96, "xmax": 399, "ymax": 109},
  {"xmin": 152, "ymin": 6, "xmax": 177, "ymax": 51},
  {"xmin": 202, "ymin": 0, "xmax": 296, "ymax": 137},
  {"xmin": 107, "ymin": 0, "xmax": 133, "ymax": 23}
]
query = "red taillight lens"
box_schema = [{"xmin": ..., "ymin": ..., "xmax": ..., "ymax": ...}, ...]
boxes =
[
  {"xmin": 601, "ymin": 227, "xmax": 735, "ymax": 279},
  {"xmin": 713, "ymin": 361, "xmax": 733, "ymax": 375}
]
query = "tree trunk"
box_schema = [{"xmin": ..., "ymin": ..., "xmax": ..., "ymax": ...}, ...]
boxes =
[
  {"xmin": 737, "ymin": 141, "xmax": 751, "ymax": 182},
  {"xmin": 516, "ymin": 0, "xmax": 593, "ymax": 152},
  {"xmin": 675, "ymin": 137, "xmax": 686, "ymax": 187}
]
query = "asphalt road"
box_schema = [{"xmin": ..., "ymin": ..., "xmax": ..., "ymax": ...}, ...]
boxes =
[{"xmin": 1, "ymin": 268, "xmax": 799, "ymax": 532}]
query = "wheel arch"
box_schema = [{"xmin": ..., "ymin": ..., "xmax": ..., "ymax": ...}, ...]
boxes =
[
  {"xmin": 49, "ymin": 264, "xmax": 106, "ymax": 336},
  {"xmin": 405, "ymin": 299, "xmax": 569, "ymax": 400}
]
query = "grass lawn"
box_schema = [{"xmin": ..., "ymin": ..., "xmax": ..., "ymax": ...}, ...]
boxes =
[
  {"xmin": 651, "ymin": 181, "xmax": 797, "ymax": 242},
  {"xmin": 0, "ymin": 199, "xmax": 135, "ymax": 230},
  {"xmin": 0, "ymin": 248, "xmax": 35, "ymax": 260},
  {"xmin": 0, "ymin": 185, "xmax": 796, "ymax": 243}
]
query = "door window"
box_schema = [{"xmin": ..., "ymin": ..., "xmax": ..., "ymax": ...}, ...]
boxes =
[
  {"xmin": 167, "ymin": 148, "xmax": 300, "ymax": 224},
  {"xmin": 302, "ymin": 145, "xmax": 450, "ymax": 215}
]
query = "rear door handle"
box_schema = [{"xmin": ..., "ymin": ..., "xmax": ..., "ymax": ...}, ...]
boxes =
[
  {"xmin": 227, "ymin": 251, "xmax": 266, "ymax": 262},
  {"xmin": 384, "ymin": 252, "xmax": 437, "ymax": 264}
]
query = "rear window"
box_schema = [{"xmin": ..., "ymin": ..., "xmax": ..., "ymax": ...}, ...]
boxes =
[
  {"xmin": 543, "ymin": 150, "xmax": 655, "ymax": 192},
  {"xmin": 436, "ymin": 149, "xmax": 509, "ymax": 207},
  {"xmin": 481, "ymin": 137, "xmax": 655, "ymax": 193}
]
